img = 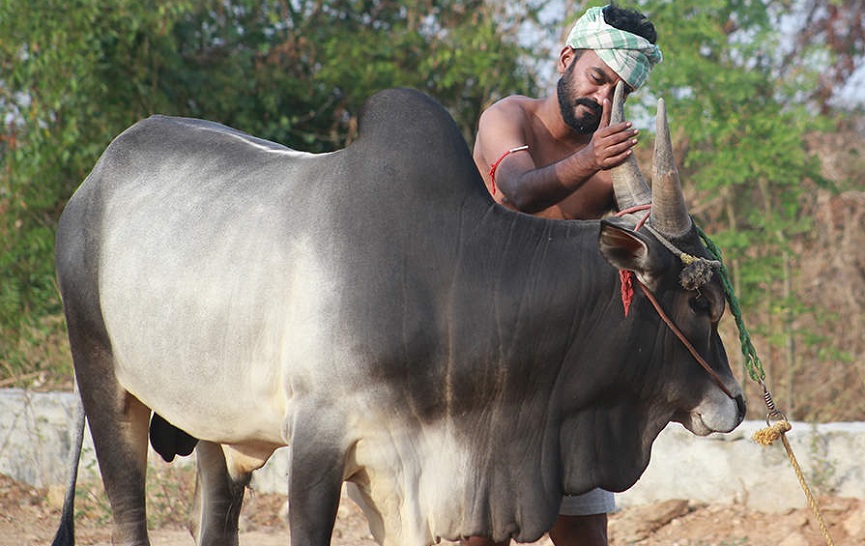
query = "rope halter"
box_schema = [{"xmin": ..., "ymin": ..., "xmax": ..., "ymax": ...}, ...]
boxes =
[{"xmin": 615, "ymin": 206, "xmax": 734, "ymax": 400}]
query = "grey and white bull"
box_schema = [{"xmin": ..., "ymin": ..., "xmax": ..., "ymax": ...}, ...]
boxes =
[{"xmin": 52, "ymin": 86, "xmax": 744, "ymax": 546}]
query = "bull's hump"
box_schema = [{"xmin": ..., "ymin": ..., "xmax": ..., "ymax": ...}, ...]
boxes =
[
  {"xmin": 357, "ymin": 88, "xmax": 455, "ymax": 140},
  {"xmin": 350, "ymin": 88, "xmax": 489, "ymax": 204}
]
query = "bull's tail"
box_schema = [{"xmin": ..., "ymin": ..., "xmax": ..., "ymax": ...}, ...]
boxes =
[{"xmin": 50, "ymin": 393, "xmax": 86, "ymax": 546}]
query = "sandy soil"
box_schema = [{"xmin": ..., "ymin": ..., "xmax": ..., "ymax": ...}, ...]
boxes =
[{"xmin": 2, "ymin": 474, "xmax": 863, "ymax": 546}]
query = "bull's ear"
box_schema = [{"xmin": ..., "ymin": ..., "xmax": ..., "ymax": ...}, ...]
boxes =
[{"xmin": 599, "ymin": 218, "xmax": 667, "ymax": 284}]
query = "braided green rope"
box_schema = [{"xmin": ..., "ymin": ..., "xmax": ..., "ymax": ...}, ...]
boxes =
[{"xmin": 695, "ymin": 225, "xmax": 766, "ymax": 382}]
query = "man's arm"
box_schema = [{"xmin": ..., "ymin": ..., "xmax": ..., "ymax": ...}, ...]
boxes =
[{"xmin": 474, "ymin": 98, "xmax": 638, "ymax": 214}]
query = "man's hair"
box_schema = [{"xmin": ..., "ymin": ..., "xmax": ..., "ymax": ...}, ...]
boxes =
[{"xmin": 602, "ymin": 4, "xmax": 657, "ymax": 44}]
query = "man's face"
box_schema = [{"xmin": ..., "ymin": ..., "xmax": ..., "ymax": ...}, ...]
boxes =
[{"xmin": 556, "ymin": 50, "xmax": 628, "ymax": 135}]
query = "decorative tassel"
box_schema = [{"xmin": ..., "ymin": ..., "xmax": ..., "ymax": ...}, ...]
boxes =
[{"xmin": 620, "ymin": 270, "xmax": 634, "ymax": 317}]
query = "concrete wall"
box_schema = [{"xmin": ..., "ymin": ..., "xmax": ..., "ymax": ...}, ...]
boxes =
[
  {"xmin": 2, "ymin": 389, "xmax": 862, "ymax": 512},
  {"xmin": 617, "ymin": 420, "xmax": 865, "ymax": 511}
]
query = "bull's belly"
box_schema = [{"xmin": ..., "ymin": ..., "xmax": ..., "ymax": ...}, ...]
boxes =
[
  {"xmin": 100, "ymin": 289, "xmax": 325, "ymax": 447},
  {"xmin": 99, "ymin": 285, "xmax": 296, "ymax": 445},
  {"xmin": 115, "ymin": 353, "xmax": 289, "ymax": 445},
  {"xmin": 97, "ymin": 222, "xmax": 339, "ymax": 446}
]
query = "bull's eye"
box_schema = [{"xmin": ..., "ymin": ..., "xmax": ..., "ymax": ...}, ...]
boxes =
[{"xmin": 689, "ymin": 293, "xmax": 711, "ymax": 314}]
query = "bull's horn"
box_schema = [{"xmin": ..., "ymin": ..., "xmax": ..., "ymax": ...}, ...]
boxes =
[
  {"xmin": 649, "ymin": 98, "xmax": 692, "ymax": 237},
  {"xmin": 610, "ymin": 81, "xmax": 652, "ymax": 210}
]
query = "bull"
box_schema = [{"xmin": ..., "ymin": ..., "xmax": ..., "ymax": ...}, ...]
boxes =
[{"xmin": 52, "ymin": 85, "xmax": 745, "ymax": 546}]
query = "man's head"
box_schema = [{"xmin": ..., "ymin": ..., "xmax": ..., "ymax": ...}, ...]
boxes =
[{"xmin": 556, "ymin": 4, "xmax": 660, "ymax": 135}]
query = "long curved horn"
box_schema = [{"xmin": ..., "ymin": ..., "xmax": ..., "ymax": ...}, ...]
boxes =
[
  {"xmin": 649, "ymin": 98, "xmax": 692, "ymax": 237},
  {"xmin": 610, "ymin": 81, "xmax": 652, "ymax": 210}
]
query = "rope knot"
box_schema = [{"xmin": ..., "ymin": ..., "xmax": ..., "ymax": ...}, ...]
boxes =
[
  {"xmin": 680, "ymin": 253, "xmax": 698, "ymax": 265},
  {"xmin": 679, "ymin": 257, "xmax": 718, "ymax": 290},
  {"xmin": 753, "ymin": 420, "xmax": 792, "ymax": 446},
  {"xmin": 641, "ymin": 224, "xmax": 721, "ymax": 291}
]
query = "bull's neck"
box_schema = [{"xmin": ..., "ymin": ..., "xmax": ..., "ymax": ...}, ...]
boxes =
[
  {"xmin": 440, "ymin": 204, "xmax": 645, "ymax": 500},
  {"xmin": 451, "ymin": 205, "xmax": 624, "ymax": 373}
]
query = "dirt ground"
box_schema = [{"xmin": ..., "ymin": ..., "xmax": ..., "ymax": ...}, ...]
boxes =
[{"xmin": 2, "ymin": 474, "xmax": 863, "ymax": 546}]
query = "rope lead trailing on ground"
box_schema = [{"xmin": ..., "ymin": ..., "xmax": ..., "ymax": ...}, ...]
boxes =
[
  {"xmin": 753, "ymin": 416, "xmax": 835, "ymax": 546},
  {"xmin": 695, "ymin": 223, "xmax": 836, "ymax": 546}
]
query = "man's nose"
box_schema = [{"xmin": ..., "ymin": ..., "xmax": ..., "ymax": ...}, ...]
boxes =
[{"xmin": 594, "ymin": 85, "xmax": 616, "ymax": 107}]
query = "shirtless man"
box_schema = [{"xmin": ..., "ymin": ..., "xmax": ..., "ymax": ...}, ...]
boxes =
[{"xmin": 470, "ymin": 5, "xmax": 662, "ymax": 546}]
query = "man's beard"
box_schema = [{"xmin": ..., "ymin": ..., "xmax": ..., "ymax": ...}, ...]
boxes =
[{"xmin": 557, "ymin": 67, "xmax": 603, "ymax": 135}]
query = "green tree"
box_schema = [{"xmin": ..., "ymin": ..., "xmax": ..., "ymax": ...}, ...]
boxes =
[
  {"xmin": 0, "ymin": 0, "xmax": 175, "ymax": 380},
  {"xmin": 0, "ymin": 0, "xmax": 544, "ymax": 384},
  {"xmin": 779, "ymin": 0, "xmax": 865, "ymax": 113}
]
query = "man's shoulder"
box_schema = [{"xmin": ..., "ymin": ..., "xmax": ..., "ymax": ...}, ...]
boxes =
[
  {"xmin": 479, "ymin": 96, "xmax": 542, "ymax": 136},
  {"xmin": 485, "ymin": 94, "xmax": 540, "ymax": 117}
]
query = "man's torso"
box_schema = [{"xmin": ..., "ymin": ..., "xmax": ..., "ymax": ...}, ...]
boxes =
[{"xmin": 474, "ymin": 96, "xmax": 614, "ymax": 220}]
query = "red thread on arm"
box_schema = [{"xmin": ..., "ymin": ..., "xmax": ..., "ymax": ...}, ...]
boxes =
[{"xmin": 488, "ymin": 145, "xmax": 528, "ymax": 196}]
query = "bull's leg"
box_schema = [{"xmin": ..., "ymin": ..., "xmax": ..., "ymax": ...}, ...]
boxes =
[
  {"xmin": 287, "ymin": 424, "xmax": 345, "ymax": 546},
  {"xmin": 69, "ymin": 329, "xmax": 151, "ymax": 546},
  {"xmin": 189, "ymin": 441, "xmax": 249, "ymax": 546}
]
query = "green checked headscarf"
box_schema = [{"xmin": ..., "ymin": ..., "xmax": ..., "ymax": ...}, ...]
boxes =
[{"xmin": 566, "ymin": 5, "xmax": 662, "ymax": 90}]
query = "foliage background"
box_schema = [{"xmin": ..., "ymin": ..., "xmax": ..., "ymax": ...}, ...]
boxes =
[{"xmin": 1, "ymin": 0, "xmax": 864, "ymax": 420}]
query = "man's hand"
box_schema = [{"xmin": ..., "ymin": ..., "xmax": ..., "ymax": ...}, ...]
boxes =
[{"xmin": 579, "ymin": 98, "xmax": 639, "ymax": 171}]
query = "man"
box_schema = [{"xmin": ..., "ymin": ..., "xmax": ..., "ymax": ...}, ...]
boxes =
[
  {"xmin": 469, "ymin": 4, "xmax": 661, "ymax": 546},
  {"xmin": 473, "ymin": 3, "xmax": 660, "ymax": 222}
]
